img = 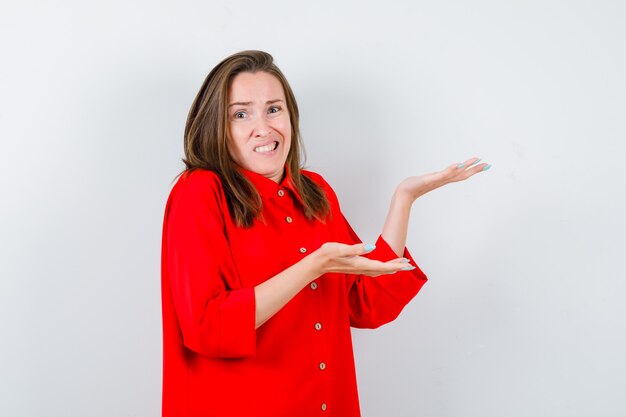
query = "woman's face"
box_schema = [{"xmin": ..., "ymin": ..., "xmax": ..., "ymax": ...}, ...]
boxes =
[{"xmin": 227, "ymin": 71, "xmax": 291, "ymax": 183}]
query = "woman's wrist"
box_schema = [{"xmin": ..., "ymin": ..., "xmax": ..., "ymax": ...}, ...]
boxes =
[{"xmin": 300, "ymin": 249, "xmax": 326, "ymax": 282}]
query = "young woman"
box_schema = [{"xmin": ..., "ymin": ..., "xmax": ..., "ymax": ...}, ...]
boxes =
[{"xmin": 161, "ymin": 50, "xmax": 490, "ymax": 417}]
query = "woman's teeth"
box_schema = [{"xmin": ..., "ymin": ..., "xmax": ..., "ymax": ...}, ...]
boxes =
[{"xmin": 254, "ymin": 142, "xmax": 278, "ymax": 153}]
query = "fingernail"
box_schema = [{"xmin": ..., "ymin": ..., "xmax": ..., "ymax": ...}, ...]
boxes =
[
  {"xmin": 401, "ymin": 265, "xmax": 416, "ymax": 271},
  {"xmin": 363, "ymin": 244, "xmax": 376, "ymax": 252},
  {"xmin": 473, "ymin": 158, "xmax": 481, "ymax": 165},
  {"xmin": 457, "ymin": 163, "xmax": 465, "ymax": 169},
  {"xmin": 401, "ymin": 258, "xmax": 410, "ymax": 263},
  {"xmin": 482, "ymin": 164, "xmax": 492, "ymax": 171}
]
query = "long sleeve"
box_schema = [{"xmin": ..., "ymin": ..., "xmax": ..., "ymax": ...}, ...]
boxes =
[
  {"xmin": 337, "ymin": 211, "xmax": 428, "ymax": 328},
  {"xmin": 163, "ymin": 171, "xmax": 256, "ymax": 358}
]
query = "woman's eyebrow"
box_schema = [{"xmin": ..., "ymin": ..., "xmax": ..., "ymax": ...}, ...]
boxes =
[
  {"xmin": 228, "ymin": 101, "xmax": 251, "ymax": 108},
  {"xmin": 228, "ymin": 99, "xmax": 284, "ymax": 108}
]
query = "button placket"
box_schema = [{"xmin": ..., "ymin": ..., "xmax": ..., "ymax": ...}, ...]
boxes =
[{"xmin": 309, "ymin": 259, "xmax": 326, "ymax": 416}]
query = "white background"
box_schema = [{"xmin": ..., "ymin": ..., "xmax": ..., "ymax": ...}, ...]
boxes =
[{"xmin": 1, "ymin": 1, "xmax": 625, "ymax": 416}]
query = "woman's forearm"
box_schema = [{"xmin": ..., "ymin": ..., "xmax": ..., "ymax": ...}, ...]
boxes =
[
  {"xmin": 254, "ymin": 240, "xmax": 415, "ymax": 329},
  {"xmin": 254, "ymin": 255, "xmax": 320, "ymax": 329},
  {"xmin": 381, "ymin": 189, "xmax": 415, "ymax": 257}
]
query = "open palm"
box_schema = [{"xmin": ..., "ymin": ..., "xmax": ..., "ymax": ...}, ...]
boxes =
[{"xmin": 397, "ymin": 157, "xmax": 491, "ymax": 200}]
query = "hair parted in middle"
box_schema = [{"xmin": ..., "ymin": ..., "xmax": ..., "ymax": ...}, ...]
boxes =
[{"xmin": 182, "ymin": 50, "xmax": 330, "ymax": 228}]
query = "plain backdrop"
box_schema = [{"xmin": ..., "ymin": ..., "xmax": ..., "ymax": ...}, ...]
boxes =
[{"xmin": 1, "ymin": 1, "xmax": 625, "ymax": 416}]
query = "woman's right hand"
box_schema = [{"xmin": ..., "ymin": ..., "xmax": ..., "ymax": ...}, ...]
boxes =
[
  {"xmin": 254, "ymin": 242, "xmax": 413, "ymax": 329},
  {"xmin": 310, "ymin": 242, "xmax": 414, "ymax": 277}
]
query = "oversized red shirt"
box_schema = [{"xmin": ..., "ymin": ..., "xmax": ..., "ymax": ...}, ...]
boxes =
[{"xmin": 160, "ymin": 166, "xmax": 428, "ymax": 417}]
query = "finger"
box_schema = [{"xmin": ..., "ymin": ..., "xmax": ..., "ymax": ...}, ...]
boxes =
[
  {"xmin": 352, "ymin": 257, "xmax": 416, "ymax": 276},
  {"xmin": 328, "ymin": 242, "xmax": 377, "ymax": 258},
  {"xmin": 370, "ymin": 262, "xmax": 416, "ymax": 276},
  {"xmin": 384, "ymin": 257, "xmax": 411, "ymax": 264},
  {"xmin": 355, "ymin": 256, "xmax": 410, "ymax": 264},
  {"xmin": 463, "ymin": 161, "xmax": 491, "ymax": 178},
  {"xmin": 452, "ymin": 166, "xmax": 483, "ymax": 183},
  {"xmin": 441, "ymin": 159, "xmax": 482, "ymax": 183},
  {"xmin": 453, "ymin": 158, "xmax": 491, "ymax": 179},
  {"xmin": 355, "ymin": 242, "xmax": 377, "ymax": 256},
  {"xmin": 385, "ymin": 258, "xmax": 415, "ymax": 270},
  {"xmin": 455, "ymin": 157, "xmax": 481, "ymax": 170}
]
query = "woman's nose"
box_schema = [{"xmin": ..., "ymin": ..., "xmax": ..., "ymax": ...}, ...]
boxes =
[{"xmin": 253, "ymin": 116, "xmax": 271, "ymax": 137}]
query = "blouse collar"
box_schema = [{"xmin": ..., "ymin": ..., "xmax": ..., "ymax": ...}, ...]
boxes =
[{"xmin": 238, "ymin": 165, "xmax": 305, "ymax": 206}]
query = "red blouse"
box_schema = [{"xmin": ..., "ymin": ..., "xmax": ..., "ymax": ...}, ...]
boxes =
[{"xmin": 160, "ymin": 166, "xmax": 428, "ymax": 417}]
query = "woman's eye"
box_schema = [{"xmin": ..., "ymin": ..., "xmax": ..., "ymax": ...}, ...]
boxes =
[
  {"xmin": 268, "ymin": 106, "xmax": 281, "ymax": 114},
  {"xmin": 233, "ymin": 111, "xmax": 247, "ymax": 119}
]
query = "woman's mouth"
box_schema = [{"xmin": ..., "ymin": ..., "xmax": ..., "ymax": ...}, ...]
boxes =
[{"xmin": 254, "ymin": 141, "xmax": 278, "ymax": 153}]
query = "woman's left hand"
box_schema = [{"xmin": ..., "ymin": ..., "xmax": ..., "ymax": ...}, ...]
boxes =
[{"xmin": 397, "ymin": 157, "xmax": 490, "ymax": 201}]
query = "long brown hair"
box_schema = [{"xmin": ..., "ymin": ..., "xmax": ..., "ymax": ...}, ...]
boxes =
[{"xmin": 181, "ymin": 50, "xmax": 330, "ymax": 228}]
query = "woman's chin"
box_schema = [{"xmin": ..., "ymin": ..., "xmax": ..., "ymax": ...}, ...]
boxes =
[{"xmin": 257, "ymin": 166, "xmax": 285, "ymax": 182}]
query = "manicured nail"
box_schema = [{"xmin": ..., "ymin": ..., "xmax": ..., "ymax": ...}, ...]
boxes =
[
  {"xmin": 482, "ymin": 164, "xmax": 491, "ymax": 171},
  {"xmin": 473, "ymin": 158, "xmax": 481, "ymax": 165},
  {"xmin": 401, "ymin": 258, "xmax": 410, "ymax": 263},
  {"xmin": 457, "ymin": 163, "xmax": 465, "ymax": 169},
  {"xmin": 401, "ymin": 265, "xmax": 416, "ymax": 271},
  {"xmin": 363, "ymin": 244, "xmax": 376, "ymax": 252}
]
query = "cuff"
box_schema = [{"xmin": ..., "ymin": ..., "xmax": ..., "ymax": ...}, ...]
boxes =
[
  {"xmin": 368, "ymin": 235, "xmax": 428, "ymax": 304},
  {"xmin": 219, "ymin": 287, "xmax": 257, "ymax": 358}
]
